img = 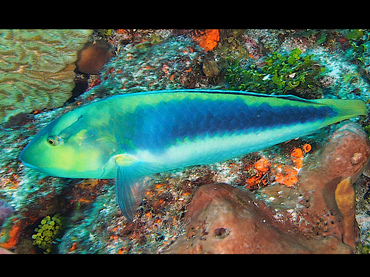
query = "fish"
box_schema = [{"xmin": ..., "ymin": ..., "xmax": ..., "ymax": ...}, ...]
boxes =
[{"xmin": 19, "ymin": 89, "xmax": 367, "ymax": 220}]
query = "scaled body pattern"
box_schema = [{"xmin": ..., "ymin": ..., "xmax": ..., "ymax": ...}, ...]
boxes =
[{"xmin": 19, "ymin": 90, "xmax": 367, "ymax": 220}]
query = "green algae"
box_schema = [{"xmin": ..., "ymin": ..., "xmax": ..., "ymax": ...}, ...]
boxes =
[{"xmin": 224, "ymin": 48, "xmax": 326, "ymax": 99}]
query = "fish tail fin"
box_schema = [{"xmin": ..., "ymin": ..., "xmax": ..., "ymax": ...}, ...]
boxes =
[{"xmin": 314, "ymin": 98, "xmax": 367, "ymax": 122}]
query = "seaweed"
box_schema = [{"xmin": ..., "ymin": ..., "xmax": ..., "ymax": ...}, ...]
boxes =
[{"xmin": 224, "ymin": 48, "xmax": 326, "ymax": 99}]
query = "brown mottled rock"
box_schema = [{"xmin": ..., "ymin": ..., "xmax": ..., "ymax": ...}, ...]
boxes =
[
  {"xmin": 76, "ymin": 40, "xmax": 115, "ymax": 75},
  {"xmin": 167, "ymin": 123, "xmax": 370, "ymax": 254}
]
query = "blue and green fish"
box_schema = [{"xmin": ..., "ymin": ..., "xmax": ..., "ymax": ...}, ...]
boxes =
[{"xmin": 19, "ymin": 90, "xmax": 367, "ymax": 220}]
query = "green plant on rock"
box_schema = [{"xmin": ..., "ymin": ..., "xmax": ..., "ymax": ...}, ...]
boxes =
[
  {"xmin": 224, "ymin": 48, "xmax": 326, "ymax": 99},
  {"xmin": 32, "ymin": 214, "xmax": 62, "ymax": 254},
  {"xmin": 345, "ymin": 29, "xmax": 370, "ymax": 74},
  {"xmin": 347, "ymin": 30, "xmax": 368, "ymax": 55}
]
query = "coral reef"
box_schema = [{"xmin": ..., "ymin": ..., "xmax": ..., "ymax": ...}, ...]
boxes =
[
  {"xmin": 0, "ymin": 29, "xmax": 92, "ymax": 123},
  {"xmin": 167, "ymin": 123, "xmax": 370, "ymax": 253},
  {"xmin": 1, "ymin": 29, "xmax": 370, "ymax": 254},
  {"xmin": 261, "ymin": 123, "xmax": 370, "ymax": 249}
]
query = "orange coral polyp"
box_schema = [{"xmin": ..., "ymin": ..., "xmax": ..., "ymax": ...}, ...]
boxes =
[
  {"xmin": 291, "ymin": 148, "xmax": 304, "ymax": 159},
  {"xmin": 273, "ymin": 165, "xmax": 299, "ymax": 187},
  {"xmin": 290, "ymin": 147, "xmax": 306, "ymax": 170},
  {"xmin": 254, "ymin": 157, "xmax": 270, "ymax": 172},
  {"xmin": 245, "ymin": 176, "xmax": 261, "ymax": 188},
  {"xmin": 245, "ymin": 158, "xmax": 271, "ymax": 189},
  {"xmin": 284, "ymin": 175, "xmax": 299, "ymax": 187},
  {"xmin": 194, "ymin": 29, "xmax": 220, "ymax": 52},
  {"xmin": 293, "ymin": 158, "xmax": 303, "ymax": 170},
  {"xmin": 303, "ymin": 143, "xmax": 312, "ymax": 153}
]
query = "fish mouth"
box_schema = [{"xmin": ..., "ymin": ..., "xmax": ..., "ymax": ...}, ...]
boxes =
[
  {"xmin": 19, "ymin": 154, "xmax": 41, "ymax": 171},
  {"xmin": 19, "ymin": 155, "xmax": 49, "ymax": 175},
  {"xmin": 19, "ymin": 148, "xmax": 40, "ymax": 171},
  {"xmin": 20, "ymin": 160, "xmax": 40, "ymax": 170}
]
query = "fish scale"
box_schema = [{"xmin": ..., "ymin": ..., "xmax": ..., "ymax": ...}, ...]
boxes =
[{"xmin": 131, "ymin": 99, "xmax": 334, "ymax": 153}]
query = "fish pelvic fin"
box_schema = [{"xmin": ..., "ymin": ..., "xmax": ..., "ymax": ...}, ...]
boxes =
[{"xmin": 115, "ymin": 154, "xmax": 156, "ymax": 221}]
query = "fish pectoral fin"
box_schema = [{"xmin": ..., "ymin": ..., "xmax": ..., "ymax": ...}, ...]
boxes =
[
  {"xmin": 115, "ymin": 156, "xmax": 157, "ymax": 221},
  {"xmin": 116, "ymin": 164, "xmax": 142, "ymax": 221},
  {"xmin": 115, "ymin": 153, "xmax": 138, "ymax": 166}
]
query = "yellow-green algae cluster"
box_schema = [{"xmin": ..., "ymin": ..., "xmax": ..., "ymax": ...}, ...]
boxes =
[
  {"xmin": 0, "ymin": 29, "xmax": 92, "ymax": 123},
  {"xmin": 32, "ymin": 214, "xmax": 62, "ymax": 253}
]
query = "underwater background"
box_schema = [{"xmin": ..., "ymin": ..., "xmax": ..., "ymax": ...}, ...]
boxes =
[{"xmin": 1, "ymin": 29, "xmax": 370, "ymax": 253}]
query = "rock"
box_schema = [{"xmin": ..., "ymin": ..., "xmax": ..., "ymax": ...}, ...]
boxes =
[
  {"xmin": 91, "ymin": 35, "xmax": 205, "ymax": 97},
  {"xmin": 76, "ymin": 40, "xmax": 115, "ymax": 75},
  {"xmin": 202, "ymin": 54, "xmax": 220, "ymax": 77}
]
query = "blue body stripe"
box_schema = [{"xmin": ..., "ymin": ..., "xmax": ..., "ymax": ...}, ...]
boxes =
[{"xmin": 125, "ymin": 98, "xmax": 336, "ymax": 153}]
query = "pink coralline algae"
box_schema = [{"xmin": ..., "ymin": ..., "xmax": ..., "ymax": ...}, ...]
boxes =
[
  {"xmin": 167, "ymin": 123, "xmax": 370, "ymax": 254},
  {"xmin": 0, "ymin": 200, "xmax": 13, "ymax": 227}
]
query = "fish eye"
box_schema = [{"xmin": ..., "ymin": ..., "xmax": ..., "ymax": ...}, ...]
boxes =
[{"xmin": 46, "ymin": 135, "xmax": 63, "ymax": 146}]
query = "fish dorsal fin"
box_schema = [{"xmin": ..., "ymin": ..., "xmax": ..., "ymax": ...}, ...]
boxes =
[
  {"xmin": 123, "ymin": 89, "xmax": 316, "ymax": 104},
  {"xmin": 115, "ymin": 154, "xmax": 158, "ymax": 221}
]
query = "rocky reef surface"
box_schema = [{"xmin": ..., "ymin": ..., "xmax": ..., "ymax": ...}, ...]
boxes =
[
  {"xmin": 1, "ymin": 29, "xmax": 370, "ymax": 254},
  {"xmin": 167, "ymin": 123, "xmax": 370, "ymax": 253}
]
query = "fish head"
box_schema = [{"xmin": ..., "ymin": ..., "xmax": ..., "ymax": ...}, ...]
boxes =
[{"xmin": 19, "ymin": 108, "xmax": 111, "ymax": 178}]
